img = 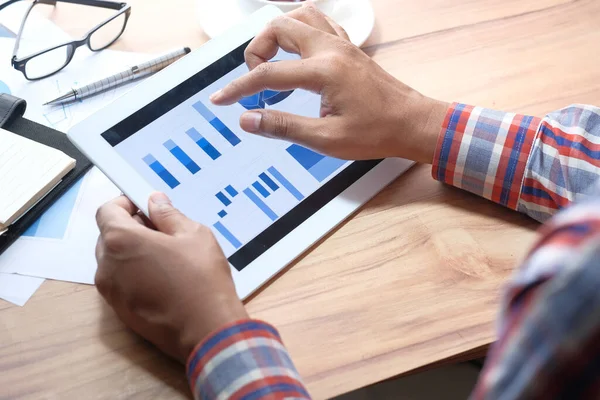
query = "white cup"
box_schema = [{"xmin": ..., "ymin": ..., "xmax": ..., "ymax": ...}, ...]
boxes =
[{"xmin": 237, "ymin": 0, "xmax": 337, "ymax": 16}]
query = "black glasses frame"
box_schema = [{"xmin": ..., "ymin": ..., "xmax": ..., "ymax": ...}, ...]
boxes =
[{"xmin": 0, "ymin": 0, "xmax": 131, "ymax": 80}]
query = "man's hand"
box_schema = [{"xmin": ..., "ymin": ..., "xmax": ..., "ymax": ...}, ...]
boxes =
[
  {"xmin": 211, "ymin": 5, "xmax": 448, "ymax": 164},
  {"xmin": 95, "ymin": 193, "xmax": 248, "ymax": 363}
]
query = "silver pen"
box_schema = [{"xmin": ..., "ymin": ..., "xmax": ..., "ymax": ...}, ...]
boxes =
[{"xmin": 44, "ymin": 47, "xmax": 191, "ymax": 106}]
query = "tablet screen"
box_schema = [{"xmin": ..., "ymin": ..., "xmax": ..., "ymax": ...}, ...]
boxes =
[{"xmin": 101, "ymin": 42, "xmax": 381, "ymax": 271}]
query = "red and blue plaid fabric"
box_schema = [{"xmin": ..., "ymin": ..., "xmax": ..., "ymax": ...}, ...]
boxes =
[
  {"xmin": 187, "ymin": 320, "xmax": 309, "ymax": 400},
  {"xmin": 433, "ymin": 103, "xmax": 600, "ymax": 222},
  {"xmin": 187, "ymin": 103, "xmax": 600, "ymax": 400},
  {"xmin": 472, "ymin": 190, "xmax": 600, "ymax": 399},
  {"xmin": 433, "ymin": 103, "xmax": 540, "ymax": 214}
]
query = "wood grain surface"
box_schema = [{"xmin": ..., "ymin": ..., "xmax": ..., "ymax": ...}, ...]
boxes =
[{"xmin": 1, "ymin": 0, "xmax": 598, "ymax": 399}]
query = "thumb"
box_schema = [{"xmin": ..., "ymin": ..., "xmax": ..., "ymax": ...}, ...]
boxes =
[
  {"xmin": 148, "ymin": 192, "xmax": 197, "ymax": 235},
  {"xmin": 240, "ymin": 110, "xmax": 330, "ymax": 151}
]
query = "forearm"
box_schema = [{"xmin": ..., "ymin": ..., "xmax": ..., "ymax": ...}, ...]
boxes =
[
  {"xmin": 471, "ymin": 186, "xmax": 600, "ymax": 398},
  {"xmin": 187, "ymin": 320, "xmax": 311, "ymax": 400},
  {"xmin": 429, "ymin": 103, "xmax": 600, "ymax": 222}
]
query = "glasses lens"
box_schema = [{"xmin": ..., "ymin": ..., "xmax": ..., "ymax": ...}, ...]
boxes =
[
  {"xmin": 25, "ymin": 45, "xmax": 71, "ymax": 80},
  {"xmin": 89, "ymin": 13, "xmax": 127, "ymax": 51}
]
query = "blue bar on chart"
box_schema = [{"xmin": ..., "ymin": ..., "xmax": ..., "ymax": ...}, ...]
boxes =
[
  {"xmin": 225, "ymin": 185, "xmax": 238, "ymax": 197},
  {"xmin": 267, "ymin": 166, "xmax": 304, "ymax": 201},
  {"xmin": 259, "ymin": 172, "xmax": 279, "ymax": 191},
  {"xmin": 163, "ymin": 139, "xmax": 200, "ymax": 174},
  {"xmin": 143, "ymin": 154, "xmax": 180, "ymax": 189},
  {"xmin": 238, "ymin": 90, "xmax": 295, "ymax": 110},
  {"xmin": 216, "ymin": 191, "xmax": 232, "ymax": 206},
  {"xmin": 192, "ymin": 101, "xmax": 241, "ymax": 146},
  {"xmin": 244, "ymin": 188, "xmax": 278, "ymax": 221},
  {"xmin": 286, "ymin": 144, "xmax": 347, "ymax": 182},
  {"xmin": 218, "ymin": 210, "xmax": 227, "ymax": 218},
  {"xmin": 186, "ymin": 128, "xmax": 221, "ymax": 160},
  {"xmin": 214, "ymin": 221, "xmax": 242, "ymax": 249},
  {"xmin": 252, "ymin": 181, "xmax": 270, "ymax": 198}
]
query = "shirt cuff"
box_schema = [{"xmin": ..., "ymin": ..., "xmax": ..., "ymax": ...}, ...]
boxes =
[
  {"xmin": 186, "ymin": 319, "xmax": 309, "ymax": 400},
  {"xmin": 432, "ymin": 103, "xmax": 541, "ymax": 210}
]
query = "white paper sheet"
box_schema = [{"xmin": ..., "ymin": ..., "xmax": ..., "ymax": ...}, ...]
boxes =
[
  {"xmin": 0, "ymin": 273, "xmax": 44, "ymax": 306},
  {"xmin": 0, "ymin": 10, "xmax": 149, "ymax": 288},
  {"xmin": 0, "ymin": 167, "xmax": 121, "ymax": 284}
]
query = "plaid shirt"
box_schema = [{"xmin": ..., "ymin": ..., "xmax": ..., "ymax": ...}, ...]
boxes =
[{"xmin": 187, "ymin": 103, "xmax": 600, "ymax": 399}]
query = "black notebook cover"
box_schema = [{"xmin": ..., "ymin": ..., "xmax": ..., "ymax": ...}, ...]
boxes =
[{"xmin": 0, "ymin": 93, "xmax": 92, "ymax": 255}]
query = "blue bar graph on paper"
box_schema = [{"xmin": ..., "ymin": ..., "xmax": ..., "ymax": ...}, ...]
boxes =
[
  {"xmin": 0, "ymin": 24, "xmax": 16, "ymax": 39},
  {"xmin": 192, "ymin": 101, "xmax": 241, "ymax": 146},
  {"xmin": 214, "ymin": 221, "xmax": 242, "ymax": 249},
  {"xmin": 244, "ymin": 188, "xmax": 278, "ymax": 221},
  {"xmin": 163, "ymin": 139, "xmax": 200, "ymax": 174},
  {"xmin": 218, "ymin": 210, "xmax": 227, "ymax": 218},
  {"xmin": 216, "ymin": 191, "xmax": 232, "ymax": 206},
  {"xmin": 23, "ymin": 178, "xmax": 84, "ymax": 239},
  {"xmin": 225, "ymin": 185, "xmax": 238, "ymax": 197},
  {"xmin": 286, "ymin": 144, "xmax": 347, "ymax": 182},
  {"xmin": 143, "ymin": 154, "xmax": 180, "ymax": 189},
  {"xmin": 252, "ymin": 181, "xmax": 270, "ymax": 198},
  {"xmin": 259, "ymin": 172, "xmax": 279, "ymax": 191},
  {"xmin": 267, "ymin": 166, "xmax": 304, "ymax": 201},
  {"xmin": 186, "ymin": 128, "xmax": 221, "ymax": 160}
]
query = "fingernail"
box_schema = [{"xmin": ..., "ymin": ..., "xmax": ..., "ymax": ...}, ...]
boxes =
[
  {"xmin": 210, "ymin": 89, "xmax": 223, "ymax": 103},
  {"xmin": 240, "ymin": 112, "xmax": 262, "ymax": 133},
  {"xmin": 150, "ymin": 192, "xmax": 171, "ymax": 206}
]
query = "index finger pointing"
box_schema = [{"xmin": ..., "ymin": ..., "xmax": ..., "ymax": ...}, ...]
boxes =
[
  {"xmin": 211, "ymin": 60, "xmax": 324, "ymax": 105},
  {"xmin": 95, "ymin": 195, "xmax": 140, "ymax": 234}
]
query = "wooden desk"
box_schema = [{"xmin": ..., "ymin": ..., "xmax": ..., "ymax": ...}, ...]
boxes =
[{"xmin": 1, "ymin": 0, "xmax": 599, "ymax": 398}]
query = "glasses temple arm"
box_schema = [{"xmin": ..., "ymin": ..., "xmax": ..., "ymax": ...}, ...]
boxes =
[
  {"xmin": 0, "ymin": 0, "xmax": 25, "ymax": 11},
  {"xmin": 11, "ymin": 0, "xmax": 40, "ymax": 60},
  {"xmin": 43, "ymin": 0, "xmax": 125, "ymax": 11}
]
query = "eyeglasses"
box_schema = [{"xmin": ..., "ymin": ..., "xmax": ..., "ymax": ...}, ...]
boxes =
[{"xmin": 0, "ymin": 0, "xmax": 131, "ymax": 80}]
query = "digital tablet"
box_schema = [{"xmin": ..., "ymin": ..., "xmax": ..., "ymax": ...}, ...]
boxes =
[{"xmin": 68, "ymin": 6, "xmax": 414, "ymax": 299}]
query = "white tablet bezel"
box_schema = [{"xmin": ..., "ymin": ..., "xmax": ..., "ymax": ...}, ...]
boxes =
[{"xmin": 68, "ymin": 5, "xmax": 414, "ymax": 299}]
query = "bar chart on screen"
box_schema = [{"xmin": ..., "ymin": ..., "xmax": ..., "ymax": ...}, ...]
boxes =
[
  {"xmin": 137, "ymin": 138, "xmax": 349, "ymax": 253},
  {"xmin": 140, "ymin": 99, "xmax": 245, "ymax": 190},
  {"xmin": 209, "ymin": 165, "xmax": 307, "ymax": 250},
  {"xmin": 111, "ymin": 58, "xmax": 351, "ymax": 256},
  {"xmin": 192, "ymin": 100, "xmax": 241, "ymax": 146},
  {"xmin": 116, "ymin": 110, "xmax": 349, "ymax": 255},
  {"xmin": 186, "ymin": 127, "xmax": 221, "ymax": 160},
  {"xmin": 238, "ymin": 89, "xmax": 295, "ymax": 110},
  {"xmin": 286, "ymin": 144, "xmax": 347, "ymax": 183}
]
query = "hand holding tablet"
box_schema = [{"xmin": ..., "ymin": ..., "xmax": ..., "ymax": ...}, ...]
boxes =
[{"xmin": 94, "ymin": 193, "xmax": 248, "ymax": 363}]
